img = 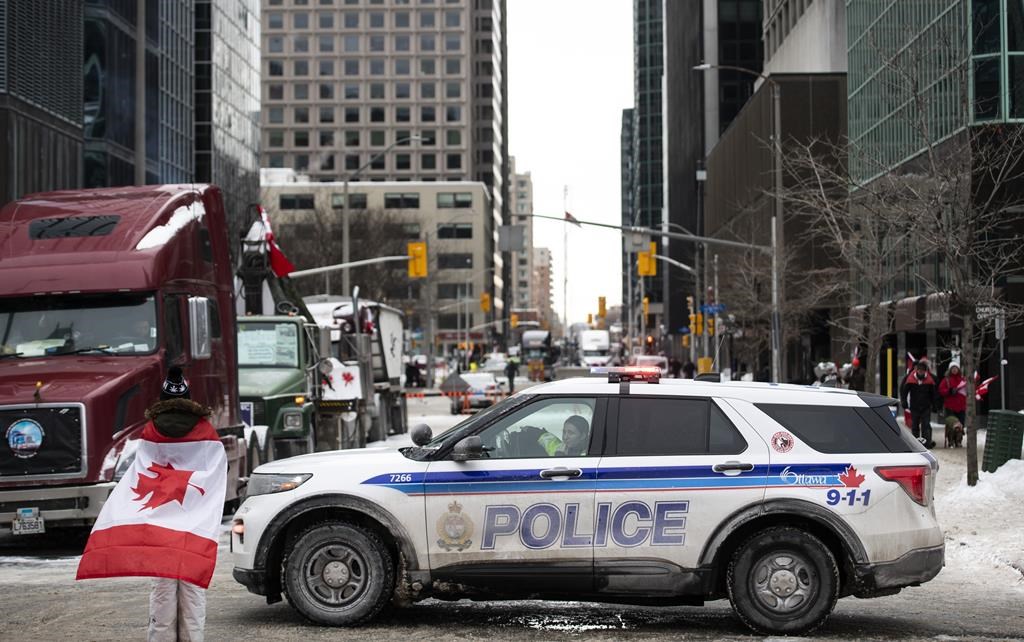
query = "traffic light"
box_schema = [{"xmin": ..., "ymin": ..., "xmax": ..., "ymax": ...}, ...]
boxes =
[
  {"xmin": 695, "ymin": 312, "xmax": 704, "ymax": 336},
  {"xmin": 707, "ymin": 315, "xmax": 715, "ymax": 336},
  {"xmin": 480, "ymin": 292, "xmax": 491, "ymax": 313},
  {"xmin": 642, "ymin": 296, "xmax": 649, "ymax": 318},
  {"xmin": 637, "ymin": 242, "xmax": 658, "ymax": 276},
  {"xmin": 407, "ymin": 242, "xmax": 427, "ymax": 278},
  {"xmin": 689, "ymin": 313, "xmax": 697, "ymax": 335},
  {"xmin": 510, "ymin": 313, "xmax": 518, "ymax": 328},
  {"xmin": 587, "ymin": 313, "xmax": 593, "ymax": 325},
  {"xmin": 682, "ymin": 335, "xmax": 691, "ymax": 348},
  {"xmin": 598, "ymin": 296, "xmax": 606, "ymax": 318}
]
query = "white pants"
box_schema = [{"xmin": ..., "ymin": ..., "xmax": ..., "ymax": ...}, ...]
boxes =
[{"xmin": 148, "ymin": 578, "xmax": 207, "ymax": 642}]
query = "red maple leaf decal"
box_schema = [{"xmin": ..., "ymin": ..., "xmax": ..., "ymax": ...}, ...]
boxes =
[
  {"xmin": 839, "ymin": 465, "xmax": 865, "ymax": 488},
  {"xmin": 131, "ymin": 462, "xmax": 205, "ymax": 511},
  {"xmin": 342, "ymin": 372, "xmax": 355, "ymax": 386}
]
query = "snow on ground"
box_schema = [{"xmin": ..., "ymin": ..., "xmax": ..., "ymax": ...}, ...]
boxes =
[{"xmin": 931, "ymin": 429, "xmax": 1024, "ymax": 591}]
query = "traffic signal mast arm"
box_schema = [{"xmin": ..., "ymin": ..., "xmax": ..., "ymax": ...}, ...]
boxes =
[{"xmin": 287, "ymin": 255, "xmax": 411, "ymax": 279}]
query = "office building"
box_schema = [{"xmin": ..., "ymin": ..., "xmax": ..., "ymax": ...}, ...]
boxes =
[
  {"xmin": 620, "ymin": 108, "xmax": 636, "ymax": 341},
  {"xmin": 260, "ymin": 169, "xmax": 491, "ymax": 355},
  {"xmin": 260, "ymin": 0, "xmax": 507, "ymax": 317},
  {"xmin": 508, "ymin": 157, "xmax": 533, "ymax": 314},
  {"xmin": 195, "ymin": 0, "xmax": 262, "ymax": 253},
  {"xmin": 531, "ymin": 247, "xmax": 554, "ymax": 332},
  {"xmin": 0, "ymin": 0, "xmax": 84, "ymax": 205}
]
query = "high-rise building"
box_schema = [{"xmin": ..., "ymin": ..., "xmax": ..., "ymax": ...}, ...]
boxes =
[
  {"xmin": 83, "ymin": 0, "xmax": 195, "ymax": 187},
  {"xmin": 508, "ymin": 157, "xmax": 533, "ymax": 313},
  {"xmin": 0, "ymin": 0, "xmax": 84, "ymax": 205},
  {"xmin": 531, "ymin": 246, "xmax": 554, "ymax": 331},
  {"xmin": 620, "ymin": 108, "xmax": 636, "ymax": 340},
  {"xmin": 260, "ymin": 0, "xmax": 508, "ymax": 318},
  {"xmin": 195, "ymin": 0, "xmax": 261, "ymax": 256}
]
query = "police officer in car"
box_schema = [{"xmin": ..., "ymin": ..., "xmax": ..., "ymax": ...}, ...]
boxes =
[{"xmin": 535, "ymin": 415, "xmax": 590, "ymax": 457}]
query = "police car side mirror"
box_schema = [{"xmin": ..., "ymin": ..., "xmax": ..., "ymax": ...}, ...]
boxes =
[
  {"xmin": 451, "ymin": 436, "xmax": 483, "ymax": 462},
  {"xmin": 410, "ymin": 423, "xmax": 432, "ymax": 446}
]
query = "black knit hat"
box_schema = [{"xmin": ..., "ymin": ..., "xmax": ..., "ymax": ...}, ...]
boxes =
[{"xmin": 161, "ymin": 366, "xmax": 191, "ymax": 400}]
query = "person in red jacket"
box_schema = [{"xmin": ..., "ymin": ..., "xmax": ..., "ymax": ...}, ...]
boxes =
[{"xmin": 938, "ymin": 362, "xmax": 967, "ymax": 426}]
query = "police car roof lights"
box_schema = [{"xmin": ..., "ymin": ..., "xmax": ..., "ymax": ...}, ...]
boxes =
[{"xmin": 591, "ymin": 366, "xmax": 661, "ymax": 384}]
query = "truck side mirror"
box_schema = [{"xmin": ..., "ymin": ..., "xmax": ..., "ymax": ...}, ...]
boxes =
[
  {"xmin": 188, "ymin": 296, "xmax": 212, "ymax": 360},
  {"xmin": 451, "ymin": 435, "xmax": 483, "ymax": 462},
  {"xmin": 410, "ymin": 423, "xmax": 432, "ymax": 446}
]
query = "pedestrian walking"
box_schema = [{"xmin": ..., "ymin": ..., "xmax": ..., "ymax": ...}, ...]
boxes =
[
  {"xmin": 77, "ymin": 367, "xmax": 227, "ymax": 641},
  {"xmin": 682, "ymin": 361, "xmax": 696, "ymax": 379},
  {"xmin": 669, "ymin": 357, "xmax": 683, "ymax": 379},
  {"xmin": 845, "ymin": 358, "xmax": 866, "ymax": 391},
  {"xmin": 504, "ymin": 358, "xmax": 519, "ymax": 394},
  {"xmin": 938, "ymin": 361, "xmax": 967, "ymax": 426},
  {"xmin": 899, "ymin": 359, "xmax": 940, "ymax": 448}
]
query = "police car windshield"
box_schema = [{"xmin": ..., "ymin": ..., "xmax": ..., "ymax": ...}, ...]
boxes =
[{"xmin": 400, "ymin": 394, "xmax": 532, "ymax": 460}]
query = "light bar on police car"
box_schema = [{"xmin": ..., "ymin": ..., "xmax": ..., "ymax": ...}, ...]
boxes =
[{"xmin": 590, "ymin": 366, "xmax": 661, "ymax": 383}]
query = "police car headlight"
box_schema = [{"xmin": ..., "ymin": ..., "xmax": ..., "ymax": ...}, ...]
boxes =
[
  {"xmin": 283, "ymin": 412, "xmax": 303, "ymax": 431},
  {"xmin": 246, "ymin": 473, "xmax": 311, "ymax": 497},
  {"xmin": 113, "ymin": 439, "xmax": 140, "ymax": 481}
]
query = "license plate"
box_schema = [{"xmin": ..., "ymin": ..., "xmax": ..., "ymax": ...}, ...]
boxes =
[{"xmin": 12, "ymin": 507, "xmax": 45, "ymax": 535}]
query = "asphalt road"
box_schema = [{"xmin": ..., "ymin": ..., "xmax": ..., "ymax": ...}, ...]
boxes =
[{"xmin": 1, "ymin": 396, "xmax": 1021, "ymax": 641}]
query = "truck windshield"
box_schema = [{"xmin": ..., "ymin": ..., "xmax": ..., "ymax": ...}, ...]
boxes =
[
  {"xmin": 0, "ymin": 294, "xmax": 158, "ymax": 357},
  {"xmin": 238, "ymin": 322, "xmax": 300, "ymax": 368}
]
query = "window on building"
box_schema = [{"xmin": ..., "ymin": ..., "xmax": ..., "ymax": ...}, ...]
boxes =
[
  {"xmin": 268, "ymin": 36, "xmax": 284, "ymax": 53},
  {"xmin": 319, "ymin": 12, "xmax": 333, "ymax": 28},
  {"xmin": 295, "ymin": 154, "xmax": 309, "ymax": 171},
  {"xmin": 395, "ymin": 11, "xmax": 410, "ymax": 27},
  {"xmin": 294, "ymin": 12, "xmax": 309, "ymax": 29},
  {"xmin": 294, "ymin": 106, "xmax": 309, "ymax": 123},
  {"xmin": 445, "ymin": 58, "xmax": 461, "ymax": 75},
  {"xmin": 420, "ymin": 34, "xmax": 436, "ymax": 51},
  {"xmin": 395, "ymin": 82, "xmax": 411, "ymax": 99},
  {"xmin": 343, "ymin": 34, "xmax": 359, "ymax": 51},
  {"xmin": 438, "ymin": 253, "xmax": 473, "ymax": 269},
  {"xmin": 445, "ymin": 10, "xmax": 460, "ymax": 26},
  {"xmin": 345, "ymin": 154, "xmax": 359, "ymax": 170},
  {"xmin": 370, "ymin": 58, "xmax": 385, "ymax": 75},
  {"xmin": 268, "ymin": 130, "xmax": 284, "ymax": 147},
  {"xmin": 446, "ymin": 153, "xmax": 462, "ymax": 169},
  {"xmin": 294, "ymin": 35, "xmax": 309, "ymax": 52},
  {"xmin": 294, "ymin": 84, "xmax": 309, "ymax": 100},
  {"xmin": 370, "ymin": 83, "xmax": 386, "ymax": 99},
  {"xmin": 319, "ymin": 60, "xmax": 334, "ymax": 76},
  {"xmin": 395, "ymin": 154, "xmax": 411, "ymax": 170},
  {"xmin": 369, "ymin": 12, "xmax": 384, "ymax": 27},
  {"xmin": 445, "ymin": 81, "xmax": 461, "ymax": 98},
  {"xmin": 445, "ymin": 34, "xmax": 461, "ymax": 51},
  {"xmin": 319, "ymin": 35, "xmax": 334, "ymax": 52},
  {"xmin": 396, "ymin": 130, "xmax": 413, "ymax": 145},
  {"xmin": 437, "ymin": 314, "xmax": 461, "ymax": 329},
  {"xmin": 319, "ymin": 107, "xmax": 335, "ymax": 123},
  {"xmin": 319, "ymin": 130, "xmax": 334, "ymax": 146},
  {"xmin": 437, "ymin": 283, "xmax": 471, "ymax": 299},
  {"xmin": 421, "ymin": 106, "xmax": 436, "ymax": 123},
  {"xmin": 420, "ymin": 10, "xmax": 436, "ymax": 27},
  {"xmin": 343, "ymin": 83, "xmax": 358, "ymax": 100},
  {"xmin": 294, "ymin": 59, "xmax": 309, "ymax": 76},
  {"xmin": 437, "ymin": 223, "xmax": 472, "ymax": 239},
  {"xmin": 384, "ymin": 193, "xmax": 420, "ymax": 208},
  {"xmin": 370, "ymin": 107, "xmax": 385, "ymax": 122},
  {"xmin": 395, "ymin": 35, "xmax": 411, "ymax": 51},
  {"xmin": 370, "ymin": 130, "xmax": 386, "ymax": 146},
  {"xmin": 437, "ymin": 192, "xmax": 472, "ymax": 208},
  {"xmin": 279, "ymin": 194, "xmax": 316, "ymax": 210},
  {"xmin": 371, "ymin": 155, "xmax": 386, "ymax": 170},
  {"xmin": 370, "ymin": 35, "xmax": 385, "ymax": 51},
  {"xmin": 396, "ymin": 106, "xmax": 411, "ymax": 122},
  {"xmin": 420, "ymin": 58, "xmax": 436, "ymax": 74},
  {"xmin": 446, "ymin": 106, "xmax": 461, "ymax": 122},
  {"xmin": 344, "ymin": 59, "xmax": 359, "ymax": 76},
  {"xmin": 421, "ymin": 130, "xmax": 436, "ymax": 145},
  {"xmin": 319, "ymin": 83, "xmax": 334, "ymax": 99},
  {"xmin": 268, "ymin": 107, "xmax": 284, "ymax": 124},
  {"xmin": 268, "ymin": 153, "xmax": 285, "ymax": 168},
  {"xmin": 269, "ymin": 84, "xmax": 284, "ymax": 100},
  {"xmin": 320, "ymin": 154, "xmax": 335, "ymax": 171},
  {"xmin": 294, "ymin": 131, "xmax": 310, "ymax": 147},
  {"xmin": 421, "ymin": 153, "xmax": 437, "ymax": 169},
  {"xmin": 331, "ymin": 192, "xmax": 368, "ymax": 209},
  {"xmin": 267, "ymin": 12, "xmax": 283, "ymax": 28},
  {"xmin": 343, "ymin": 11, "xmax": 358, "ymax": 27},
  {"xmin": 268, "ymin": 60, "xmax": 284, "ymax": 76},
  {"xmin": 401, "ymin": 222, "xmax": 421, "ymax": 239},
  {"xmin": 344, "ymin": 130, "xmax": 359, "ymax": 146},
  {"xmin": 395, "ymin": 58, "xmax": 411, "ymax": 75},
  {"xmin": 446, "ymin": 129, "xmax": 461, "ymax": 145}
]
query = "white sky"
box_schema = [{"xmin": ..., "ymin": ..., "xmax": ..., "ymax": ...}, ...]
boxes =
[{"xmin": 507, "ymin": 0, "xmax": 634, "ymax": 326}]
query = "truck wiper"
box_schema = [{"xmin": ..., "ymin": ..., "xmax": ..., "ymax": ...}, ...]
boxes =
[
  {"xmin": 64, "ymin": 346, "xmax": 116, "ymax": 355},
  {"xmin": 0, "ymin": 352, "xmax": 24, "ymax": 359}
]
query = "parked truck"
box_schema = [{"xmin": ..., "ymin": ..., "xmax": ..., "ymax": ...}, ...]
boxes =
[
  {"xmin": 521, "ymin": 329, "xmax": 555, "ymax": 381},
  {"xmin": 0, "ymin": 184, "xmax": 247, "ymax": 535},
  {"xmin": 578, "ymin": 329, "xmax": 612, "ymax": 367}
]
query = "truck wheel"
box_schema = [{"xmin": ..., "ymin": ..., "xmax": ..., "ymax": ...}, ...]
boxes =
[
  {"xmin": 726, "ymin": 526, "xmax": 838, "ymax": 635},
  {"xmin": 284, "ymin": 522, "xmax": 394, "ymax": 626}
]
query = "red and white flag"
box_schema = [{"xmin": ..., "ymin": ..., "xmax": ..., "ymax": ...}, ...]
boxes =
[
  {"xmin": 244, "ymin": 205, "xmax": 295, "ymax": 278},
  {"xmin": 76, "ymin": 421, "xmax": 227, "ymax": 589},
  {"xmin": 564, "ymin": 211, "xmax": 582, "ymax": 227}
]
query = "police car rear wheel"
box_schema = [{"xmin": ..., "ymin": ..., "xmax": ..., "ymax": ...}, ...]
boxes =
[
  {"xmin": 727, "ymin": 526, "xmax": 839, "ymax": 635},
  {"xmin": 284, "ymin": 522, "xmax": 394, "ymax": 626}
]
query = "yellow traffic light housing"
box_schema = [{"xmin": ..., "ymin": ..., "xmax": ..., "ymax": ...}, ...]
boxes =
[
  {"xmin": 637, "ymin": 242, "xmax": 658, "ymax": 277},
  {"xmin": 642, "ymin": 296, "xmax": 650, "ymax": 318},
  {"xmin": 407, "ymin": 241, "xmax": 427, "ymax": 278},
  {"xmin": 587, "ymin": 313, "xmax": 593, "ymax": 325},
  {"xmin": 480, "ymin": 292, "xmax": 491, "ymax": 313},
  {"xmin": 707, "ymin": 315, "xmax": 715, "ymax": 336},
  {"xmin": 689, "ymin": 313, "xmax": 697, "ymax": 335},
  {"xmin": 510, "ymin": 313, "xmax": 518, "ymax": 328},
  {"xmin": 598, "ymin": 296, "xmax": 606, "ymax": 318},
  {"xmin": 695, "ymin": 312, "xmax": 704, "ymax": 336}
]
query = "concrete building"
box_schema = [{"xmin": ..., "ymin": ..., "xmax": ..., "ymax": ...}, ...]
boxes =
[
  {"xmin": 619, "ymin": 107, "xmax": 636, "ymax": 338},
  {"xmin": 259, "ymin": 0, "xmax": 508, "ymax": 317},
  {"xmin": 83, "ymin": 0, "xmax": 195, "ymax": 187},
  {"xmin": 0, "ymin": 0, "xmax": 84, "ymax": 205},
  {"xmin": 703, "ymin": 0, "xmax": 845, "ymax": 382},
  {"xmin": 508, "ymin": 157, "xmax": 533, "ymax": 314},
  {"xmin": 531, "ymin": 246, "xmax": 555, "ymax": 332},
  {"xmin": 195, "ymin": 0, "xmax": 262, "ymax": 255},
  {"xmin": 260, "ymin": 170, "xmax": 492, "ymax": 356}
]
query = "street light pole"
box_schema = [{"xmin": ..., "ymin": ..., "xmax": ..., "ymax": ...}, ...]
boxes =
[
  {"xmin": 694, "ymin": 63, "xmax": 784, "ymax": 382},
  {"xmin": 341, "ymin": 135, "xmax": 421, "ymax": 296}
]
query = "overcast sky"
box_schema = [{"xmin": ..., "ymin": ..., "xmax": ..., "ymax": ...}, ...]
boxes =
[{"xmin": 507, "ymin": 0, "xmax": 634, "ymax": 326}]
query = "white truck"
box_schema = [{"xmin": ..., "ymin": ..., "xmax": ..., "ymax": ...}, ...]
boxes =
[{"xmin": 578, "ymin": 329, "xmax": 612, "ymax": 367}]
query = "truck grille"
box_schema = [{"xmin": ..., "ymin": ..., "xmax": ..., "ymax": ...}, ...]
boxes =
[{"xmin": 0, "ymin": 404, "xmax": 86, "ymax": 480}]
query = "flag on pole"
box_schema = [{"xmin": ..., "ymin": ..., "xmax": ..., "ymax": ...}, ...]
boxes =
[
  {"xmin": 76, "ymin": 418, "xmax": 227, "ymax": 589},
  {"xmin": 244, "ymin": 206, "xmax": 295, "ymax": 278},
  {"xmin": 975, "ymin": 374, "xmax": 998, "ymax": 401},
  {"xmin": 564, "ymin": 211, "xmax": 582, "ymax": 227}
]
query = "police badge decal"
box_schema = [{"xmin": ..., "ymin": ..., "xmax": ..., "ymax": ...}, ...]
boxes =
[{"xmin": 436, "ymin": 501, "xmax": 474, "ymax": 551}]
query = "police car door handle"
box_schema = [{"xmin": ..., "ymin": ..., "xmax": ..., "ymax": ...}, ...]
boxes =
[
  {"xmin": 713, "ymin": 461, "xmax": 754, "ymax": 475},
  {"xmin": 539, "ymin": 467, "xmax": 582, "ymax": 479}
]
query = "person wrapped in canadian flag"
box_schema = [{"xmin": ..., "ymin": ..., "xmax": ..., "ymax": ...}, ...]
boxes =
[{"xmin": 77, "ymin": 366, "xmax": 226, "ymax": 642}]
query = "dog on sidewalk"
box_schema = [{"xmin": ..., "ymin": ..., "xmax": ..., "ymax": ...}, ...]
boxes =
[{"xmin": 944, "ymin": 416, "xmax": 964, "ymax": 448}]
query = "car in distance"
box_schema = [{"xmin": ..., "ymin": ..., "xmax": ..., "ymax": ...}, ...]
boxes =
[{"xmin": 231, "ymin": 367, "xmax": 943, "ymax": 635}]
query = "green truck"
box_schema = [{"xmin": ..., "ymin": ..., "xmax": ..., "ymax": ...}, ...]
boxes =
[{"xmin": 237, "ymin": 315, "xmax": 320, "ymax": 466}]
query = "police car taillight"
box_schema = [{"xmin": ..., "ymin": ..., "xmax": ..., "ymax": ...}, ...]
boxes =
[
  {"xmin": 875, "ymin": 465, "xmax": 931, "ymax": 506},
  {"xmin": 591, "ymin": 366, "xmax": 661, "ymax": 384}
]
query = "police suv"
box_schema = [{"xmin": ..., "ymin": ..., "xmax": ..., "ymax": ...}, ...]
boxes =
[{"xmin": 231, "ymin": 368, "xmax": 943, "ymax": 635}]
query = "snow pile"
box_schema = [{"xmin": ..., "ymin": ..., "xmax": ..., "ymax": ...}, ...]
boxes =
[
  {"xmin": 136, "ymin": 200, "xmax": 206, "ymax": 250},
  {"xmin": 935, "ymin": 458, "xmax": 1024, "ymax": 587}
]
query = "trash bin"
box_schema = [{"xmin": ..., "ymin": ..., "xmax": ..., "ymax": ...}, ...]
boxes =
[{"xmin": 981, "ymin": 410, "xmax": 1024, "ymax": 473}]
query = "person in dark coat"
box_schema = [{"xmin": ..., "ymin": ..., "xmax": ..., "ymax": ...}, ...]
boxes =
[
  {"xmin": 669, "ymin": 357, "xmax": 683, "ymax": 378},
  {"xmin": 682, "ymin": 361, "xmax": 696, "ymax": 379},
  {"xmin": 846, "ymin": 358, "xmax": 866, "ymax": 392},
  {"xmin": 900, "ymin": 360, "xmax": 939, "ymax": 448},
  {"xmin": 504, "ymin": 359, "xmax": 519, "ymax": 394}
]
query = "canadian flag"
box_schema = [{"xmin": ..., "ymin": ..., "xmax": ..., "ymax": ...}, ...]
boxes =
[
  {"xmin": 244, "ymin": 205, "xmax": 295, "ymax": 278},
  {"xmin": 76, "ymin": 421, "xmax": 227, "ymax": 589}
]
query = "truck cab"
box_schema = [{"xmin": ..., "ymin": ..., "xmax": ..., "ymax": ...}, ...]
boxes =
[{"xmin": 0, "ymin": 185, "xmax": 245, "ymax": 534}]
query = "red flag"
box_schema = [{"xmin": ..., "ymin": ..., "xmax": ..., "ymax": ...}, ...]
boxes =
[
  {"xmin": 564, "ymin": 211, "xmax": 582, "ymax": 227},
  {"xmin": 975, "ymin": 374, "xmax": 998, "ymax": 401},
  {"xmin": 258, "ymin": 206, "xmax": 295, "ymax": 277},
  {"xmin": 76, "ymin": 420, "xmax": 227, "ymax": 589}
]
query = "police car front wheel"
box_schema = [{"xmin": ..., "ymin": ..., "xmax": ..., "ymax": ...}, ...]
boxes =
[
  {"xmin": 727, "ymin": 526, "xmax": 839, "ymax": 635},
  {"xmin": 284, "ymin": 522, "xmax": 395, "ymax": 626}
]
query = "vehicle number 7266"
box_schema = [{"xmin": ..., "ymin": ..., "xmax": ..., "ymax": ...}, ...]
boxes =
[{"xmin": 389, "ymin": 473, "xmax": 413, "ymax": 483}]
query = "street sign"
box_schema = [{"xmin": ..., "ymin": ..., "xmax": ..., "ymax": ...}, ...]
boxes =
[
  {"xmin": 627, "ymin": 232, "xmax": 648, "ymax": 252},
  {"xmin": 498, "ymin": 225, "xmax": 525, "ymax": 252},
  {"xmin": 701, "ymin": 303, "xmax": 726, "ymax": 314},
  {"xmin": 976, "ymin": 304, "xmax": 1003, "ymax": 320},
  {"xmin": 995, "ymin": 315, "xmax": 1006, "ymax": 340}
]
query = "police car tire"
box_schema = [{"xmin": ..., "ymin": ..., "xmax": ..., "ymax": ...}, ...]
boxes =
[
  {"xmin": 726, "ymin": 526, "xmax": 839, "ymax": 635},
  {"xmin": 284, "ymin": 522, "xmax": 395, "ymax": 626}
]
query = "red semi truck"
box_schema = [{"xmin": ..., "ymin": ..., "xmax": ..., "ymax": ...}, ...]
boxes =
[{"xmin": 0, "ymin": 184, "xmax": 246, "ymax": 535}]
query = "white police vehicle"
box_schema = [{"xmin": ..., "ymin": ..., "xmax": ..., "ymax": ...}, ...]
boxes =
[{"xmin": 231, "ymin": 367, "xmax": 943, "ymax": 635}]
